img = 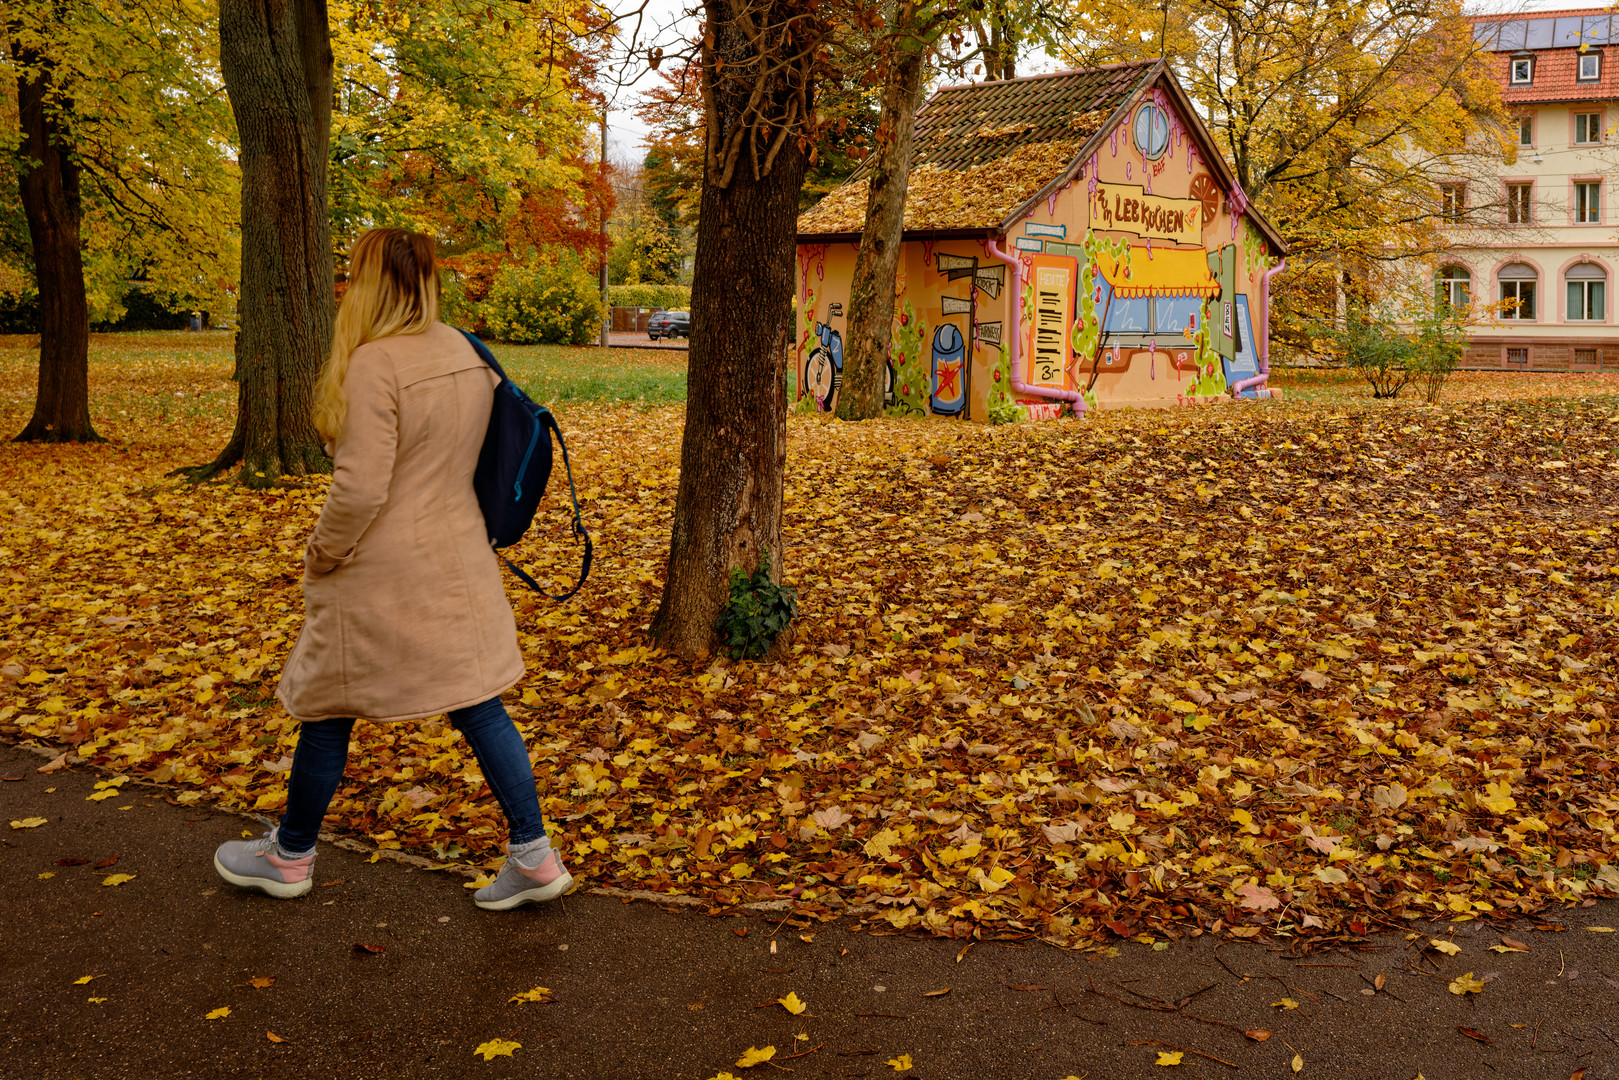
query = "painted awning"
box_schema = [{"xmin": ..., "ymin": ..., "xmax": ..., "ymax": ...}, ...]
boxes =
[{"xmin": 1095, "ymin": 247, "xmax": 1218, "ymax": 298}]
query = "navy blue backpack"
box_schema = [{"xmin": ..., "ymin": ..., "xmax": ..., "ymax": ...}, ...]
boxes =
[{"xmin": 459, "ymin": 329, "xmax": 592, "ymax": 601}]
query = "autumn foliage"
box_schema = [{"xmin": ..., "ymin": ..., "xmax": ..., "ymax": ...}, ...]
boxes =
[{"xmin": 2, "ymin": 336, "xmax": 1617, "ymax": 945}]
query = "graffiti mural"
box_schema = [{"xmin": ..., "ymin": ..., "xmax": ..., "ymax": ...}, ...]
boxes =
[{"xmin": 804, "ymin": 321, "xmax": 844, "ymax": 412}]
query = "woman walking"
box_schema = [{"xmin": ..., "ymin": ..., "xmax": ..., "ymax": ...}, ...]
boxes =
[{"xmin": 213, "ymin": 228, "xmax": 570, "ymax": 911}]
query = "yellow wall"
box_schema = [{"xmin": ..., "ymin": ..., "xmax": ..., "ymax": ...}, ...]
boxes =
[{"xmin": 797, "ymin": 85, "xmax": 1278, "ymax": 419}]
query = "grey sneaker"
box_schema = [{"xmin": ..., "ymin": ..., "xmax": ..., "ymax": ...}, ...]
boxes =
[
  {"xmin": 474, "ymin": 849, "xmax": 574, "ymax": 910},
  {"xmin": 213, "ymin": 823, "xmax": 315, "ymax": 899}
]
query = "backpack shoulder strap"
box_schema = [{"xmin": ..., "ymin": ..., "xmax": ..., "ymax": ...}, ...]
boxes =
[
  {"xmin": 517, "ymin": 407, "xmax": 592, "ymax": 602},
  {"xmin": 458, "ymin": 328, "xmax": 509, "ymax": 382}
]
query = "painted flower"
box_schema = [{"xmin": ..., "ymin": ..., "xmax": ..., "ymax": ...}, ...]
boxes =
[{"xmin": 993, "ymin": 369, "xmax": 1002, "ymax": 382}]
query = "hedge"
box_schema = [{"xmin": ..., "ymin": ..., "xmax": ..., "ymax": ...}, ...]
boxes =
[
  {"xmin": 608, "ymin": 283, "xmax": 690, "ymax": 310},
  {"xmin": 482, "ymin": 253, "xmax": 604, "ymax": 346}
]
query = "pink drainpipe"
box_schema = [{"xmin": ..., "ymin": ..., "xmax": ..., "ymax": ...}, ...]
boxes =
[
  {"xmin": 984, "ymin": 238, "xmax": 1087, "ymax": 417},
  {"xmin": 1232, "ymin": 257, "xmax": 1287, "ymax": 396}
]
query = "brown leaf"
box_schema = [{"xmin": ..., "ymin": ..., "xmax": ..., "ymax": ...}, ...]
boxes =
[
  {"xmin": 1374, "ymin": 974, "xmax": 1386, "ymax": 991},
  {"xmin": 93, "ymin": 854, "xmax": 119, "ymax": 869},
  {"xmin": 247, "ymin": 976, "xmax": 276, "ymax": 989},
  {"xmin": 266, "ymin": 1031, "xmax": 286, "ymax": 1043},
  {"xmin": 922, "ymin": 987, "xmax": 951, "ymax": 997},
  {"xmin": 353, "ymin": 943, "xmax": 386, "ymax": 954},
  {"xmin": 1244, "ymin": 1030, "xmax": 1272, "ymax": 1042},
  {"xmin": 1457, "ymin": 1027, "xmax": 1493, "ymax": 1044},
  {"xmin": 55, "ymin": 857, "xmax": 88, "ymax": 866}
]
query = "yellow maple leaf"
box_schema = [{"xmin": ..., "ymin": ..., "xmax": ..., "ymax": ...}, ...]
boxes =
[
  {"xmin": 1477, "ymin": 780, "xmax": 1515, "ymax": 815},
  {"xmin": 508, "ymin": 987, "xmax": 553, "ymax": 1004},
  {"xmin": 473, "ymin": 1039, "xmax": 520, "ymax": 1061},
  {"xmin": 246, "ymin": 976, "xmax": 276, "ymax": 989},
  {"xmin": 1272, "ymin": 998, "xmax": 1299, "ymax": 1009},
  {"xmin": 102, "ymin": 873, "xmax": 136, "ymax": 887},
  {"xmin": 776, "ymin": 991, "xmax": 807, "ymax": 1015},
  {"xmin": 88, "ymin": 997, "xmax": 107, "ymax": 1004},
  {"xmin": 1448, "ymin": 972, "xmax": 1484, "ymax": 995},
  {"xmin": 887, "ymin": 1054, "xmax": 914, "ymax": 1071},
  {"xmin": 87, "ymin": 789, "xmax": 121, "ymax": 802},
  {"xmin": 10, "ymin": 817, "xmax": 47, "ymax": 829},
  {"xmin": 1156, "ymin": 1050, "xmax": 1184, "ymax": 1065},
  {"xmin": 736, "ymin": 1046, "xmax": 776, "ymax": 1068},
  {"xmin": 73, "ymin": 975, "xmax": 100, "ymax": 985},
  {"xmin": 205, "ymin": 1006, "xmax": 231, "ymax": 1020},
  {"xmin": 1429, "ymin": 939, "xmax": 1460, "ymax": 956}
]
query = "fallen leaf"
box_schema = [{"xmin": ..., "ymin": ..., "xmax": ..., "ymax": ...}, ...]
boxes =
[
  {"xmin": 353, "ymin": 943, "xmax": 386, "ymax": 953},
  {"xmin": 508, "ymin": 986, "xmax": 553, "ymax": 1004},
  {"xmin": 206, "ymin": 1006, "xmax": 230, "ymax": 1020},
  {"xmin": 887, "ymin": 1054, "xmax": 913, "ymax": 1072},
  {"xmin": 1272, "ymin": 998, "xmax": 1300, "ymax": 1010},
  {"xmin": 922, "ymin": 987, "xmax": 951, "ymax": 997},
  {"xmin": 87, "ymin": 997, "xmax": 107, "ymax": 1004},
  {"xmin": 1583, "ymin": 926, "xmax": 1615, "ymax": 933},
  {"xmin": 1292, "ymin": 1051, "xmax": 1304, "ymax": 1073},
  {"xmin": 1497, "ymin": 936, "xmax": 1530, "ymax": 951},
  {"xmin": 1430, "ymin": 940, "xmax": 1461, "ymax": 956},
  {"xmin": 1156, "ymin": 1050, "xmax": 1184, "ymax": 1065},
  {"xmin": 247, "ymin": 976, "xmax": 275, "ymax": 989},
  {"xmin": 266, "ymin": 1031, "xmax": 286, "ymax": 1043},
  {"xmin": 473, "ymin": 1038, "xmax": 520, "ymax": 1061},
  {"xmin": 736, "ymin": 1046, "xmax": 776, "ymax": 1068},
  {"xmin": 101, "ymin": 874, "xmax": 136, "ymax": 887},
  {"xmin": 1244, "ymin": 1030, "xmax": 1272, "ymax": 1041},
  {"xmin": 1236, "ymin": 882, "xmax": 1281, "ymax": 910},
  {"xmin": 776, "ymin": 991, "xmax": 807, "ymax": 1014},
  {"xmin": 9, "ymin": 817, "xmax": 46, "ymax": 829},
  {"xmin": 1374, "ymin": 973, "xmax": 1386, "ymax": 991},
  {"xmin": 1457, "ymin": 1027, "xmax": 1493, "ymax": 1044},
  {"xmin": 1448, "ymin": 972, "xmax": 1485, "ymax": 995},
  {"xmin": 93, "ymin": 854, "xmax": 120, "ymax": 869},
  {"xmin": 55, "ymin": 857, "xmax": 88, "ymax": 866}
]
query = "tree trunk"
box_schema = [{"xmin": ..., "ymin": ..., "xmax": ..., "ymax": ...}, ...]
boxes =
[
  {"xmin": 836, "ymin": 22, "xmax": 927, "ymax": 422},
  {"xmin": 203, "ymin": 0, "xmax": 333, "ymax": 486},
  {"xmin": 648, "ymin": 0, "xmax": 814, "ymax": 661},
  {"xmin": 12, "ymin": 35, "xmax": 99, "ymax": 444}
]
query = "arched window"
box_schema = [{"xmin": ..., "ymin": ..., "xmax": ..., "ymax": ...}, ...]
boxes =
[
  {"xmin": 1499, "ymin": 263, "xmax": 1537, "ymax": 320},
  {"xmin": 1566, "ymin": 263, "xmax": 1607, "ymax": 321},
  {"xmin": 1133, "ymin": 104, "xmax": 1170, "ymax": 159},
  {"xmin": 1437, "ymin": 265, "xmax": 1471, "ymax": 310}
]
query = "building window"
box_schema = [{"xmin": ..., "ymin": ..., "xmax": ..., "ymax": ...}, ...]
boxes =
[
  {"xmin": 1500, "ymin": 264, "xmax": 1537, "ymax": 320},
  {"xmin": 1132, "ymin": 104, "xmax": 1170, "ymax": 159},
  {"xmin": 1511, "ymin": 56, "xmax": 1534, "ymax": 84},
  {"xmin": 1578, "ymin": 52, "xmax": 1601, "ymax": 82},
  {"xmin": 1566, "ymin": 263, "xmax": 1607, "ymax": 321},
  {"xmin": 1439, "ymin": 183, "xmax": 1467, "ymax": 223},
  {"xmin": 1507, "ymin": 183, "xmax": 1532, "ymax": 224},
  {"xmin": 1575, "ymin": 112, "xmax": 1603, "ymax": 145},
  {"xmin": 1517, "ymin": 116, "xmax": 1533, "ymax": 146},
  {"xmin": 1437, "ymin": 266, "xmax": 1471, "ymax": 310},
  {"xmin": 1575, "ymin": 181, "xmax": 1602, "ymax": 223},
  {"xmin": 1575, "ymin": 348, "xmax": 1599, "ymax": 366},
  {"xmin": 1506, "ymin": 347, "xmax": 1529, "ymax": 365}
]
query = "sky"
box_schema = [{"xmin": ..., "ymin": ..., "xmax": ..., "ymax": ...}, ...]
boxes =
[{"xmin": 601, "ymin": 0, "xmax": 1614, "ymax": 160}]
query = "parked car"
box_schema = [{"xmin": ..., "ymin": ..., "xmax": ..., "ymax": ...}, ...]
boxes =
[{"xmin": 647, "ymin": 310, "xmax": 690, "ymax": 340}]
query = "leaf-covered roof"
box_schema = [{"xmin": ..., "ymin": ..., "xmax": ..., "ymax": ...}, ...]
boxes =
[{"xmin": 798, "ymin": 61, "xmax": 1161, "ymax": 235}]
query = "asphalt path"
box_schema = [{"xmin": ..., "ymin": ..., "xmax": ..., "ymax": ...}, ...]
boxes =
[{"xmin": 3, "ymin": 742, "xmax": 1617, "ymax": 1079}]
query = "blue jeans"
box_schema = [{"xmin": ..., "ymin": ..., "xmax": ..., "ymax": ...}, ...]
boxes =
[{"xmin": 277, "ymin": 696, "xmax": 547, "ymax": 854}]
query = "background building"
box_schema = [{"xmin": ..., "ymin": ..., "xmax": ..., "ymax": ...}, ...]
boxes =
[{"xmin": 1443, "ymin": 9, "xmax": 1619, "ymax": 370}]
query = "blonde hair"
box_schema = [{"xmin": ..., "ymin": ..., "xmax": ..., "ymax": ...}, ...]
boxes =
[{"xmin": 314, "ymin": 228, "xmax": 440, "ymax": 443}]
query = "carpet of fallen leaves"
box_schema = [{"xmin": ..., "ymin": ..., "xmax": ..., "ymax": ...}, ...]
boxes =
[{"xmin": 3, "ymin": 335, "xmax": 1619, "ymax": 948}]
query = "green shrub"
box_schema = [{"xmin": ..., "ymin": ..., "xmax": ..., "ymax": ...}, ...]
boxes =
[
  {"xmin": 715, "ymin": 553, "xmax": 797, "ymax": 660},
  {"xmin": 609, "ymin": 283, "xmax": 691, "ymax": 310},
  {"xmin": 483, "ymin": 253, "xmax": 604, "ymax": 345}
]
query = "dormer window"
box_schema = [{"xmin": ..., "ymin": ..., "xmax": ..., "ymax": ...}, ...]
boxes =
[
  {"xmin": 1578, "ymin": 52, "xmax": 1601, "ymax": 82},
  {"xmin": 1511, "ymin": 55, "xmax": 1535, "ymax": 84}
]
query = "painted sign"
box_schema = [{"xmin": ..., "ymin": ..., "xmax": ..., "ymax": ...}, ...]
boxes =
[
  {"xmin": 975, "ymin": 322, "xmax": 1002, "ymax": 345},
  {"xmin": 1030, "ymin": 255, "xmax": 1076, "ymax": 388},
  {"xmin": 938, "ymin": 253, "xmax": 977, "ymax": 280},
  {"xmin": 1091, "ymin": 182, "xmax": 1202, "ymax": 244},
  {"xmin": 1014, "ymin": 237, "xmax": 1044, "ymax": 252},
  {"xmin": 941, "ymin": 295, "xmax": 974, "ymax": 316},
  {"xmin": 974, "ymin": 264, "xmax": 1005, "ymax": 299},
  {"xmin": 1024, "ymin": 222, "xmax": 1066, "ymax": 238}
]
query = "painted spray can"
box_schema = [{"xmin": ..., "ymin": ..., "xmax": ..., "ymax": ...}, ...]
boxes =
[{"xmin": 929, "ymin": 323, "xmax": 966, "ymax": 417}]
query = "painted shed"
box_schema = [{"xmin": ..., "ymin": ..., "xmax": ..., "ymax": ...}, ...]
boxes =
[{"xmin": 795, "ymin": 60, "xmax": 1289, "ymax": 420}]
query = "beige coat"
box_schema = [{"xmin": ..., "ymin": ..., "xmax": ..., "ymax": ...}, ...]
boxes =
[{"xmin": 277, "ymin": 322, "xmax": 524, "ymax": 722}]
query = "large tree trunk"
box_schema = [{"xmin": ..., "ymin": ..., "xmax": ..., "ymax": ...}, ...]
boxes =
[
  {"xmin": 648, "ymin": 0, "xmax": 814, "ymax": 661},
  {"xmin": 12, "ymin": 35, "xmax": 99, "ymax": 444},
  {"xmin": 203, "ymin": 0, "xmax": 333, "ymax": 486},
  {"xmin": 836, "ymin": 23, "xmax": 927, "ymax": 421}
]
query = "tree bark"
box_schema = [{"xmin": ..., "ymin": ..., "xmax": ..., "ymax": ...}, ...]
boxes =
[
  {"xmin": 203, "ymin": 0, "xmax": 333, "ymax": 486},
  {"xmin": 12, "ymin": 33, "xmax": 99, "ymax": 444},
  {"xmin": 648, "ymin": 0, "xmax": 814, "ymax": 661},
  {"xmin": 836, "ymin": 20, "xmax": 927, "ymax": 421}
]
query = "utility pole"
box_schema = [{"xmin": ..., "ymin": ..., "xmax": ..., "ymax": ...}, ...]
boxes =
[{"xmin": 599, "ymin": 115, "xmax": 610, "ymax": 348}]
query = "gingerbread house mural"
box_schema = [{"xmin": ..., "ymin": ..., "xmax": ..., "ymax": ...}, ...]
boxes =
[{"xmin": 796, "ymin": 60, "xmax": 1289, "ymax": 419}]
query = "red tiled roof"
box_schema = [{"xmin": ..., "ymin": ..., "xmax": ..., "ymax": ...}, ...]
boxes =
[{"xmin": 1494, "ymin": 45, "xmax": 1619, "ymax": 103}]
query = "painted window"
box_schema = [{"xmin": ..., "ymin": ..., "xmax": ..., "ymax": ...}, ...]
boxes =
[
  {"xmin": 1578, "ymin": 52, "xmax": 1601, "ymax": 81},
  {"xmin": 1575, "ymin": 181, "xmax": 1602, "ymax": 223},
  {"xmin": 1104, "ymin": 296, "xmax": 1151, "ymax": 332},
  {"xmin": 1155, "ymin": 296, "xmax": 1204, "ymax": 337},
  {"xmin": 1439, "ymin": 183, "xmax": 1467, "ymax": 223},
  {"xmin": 1506, "ymin": 183, "xmax": 1532, "ymax": 224},
  {"xmin": 1499, "ymin": 263, "xmax": 1537, "ymax": 320},
  {"xmin": 1575, "ymin": 112, "xmax": 1602, "ymax": 144},
  {"xmin": 1437, "ymin": 266, "xmax": 1471, "ymax": 310},
  {"xmin": 1510, "ymin": 56, "xmax": 1534, "ymax": 83},
  {"xmin": 1566, "ymin": 263, "xmax": 1607, "ymax": 321},
  {"xmin": 1132, "ymin": 104, "xmax": 1170, "ymax": 159},
  {"xmin": 1518, "ymin": 116, "xmax": 1533, "ymax": 146},
  {"xmin": 1227, "ymin": 296, "xmax": 1261, "ymax": 398}
]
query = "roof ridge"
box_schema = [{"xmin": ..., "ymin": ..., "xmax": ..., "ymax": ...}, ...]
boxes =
[
  {"xmin": 1471, "ymin": 8, "xmax": 1615, "ymax": 23},
  {"xmin": 931, "ymin": 59, "xmax": 1160, "ymax": 95}
]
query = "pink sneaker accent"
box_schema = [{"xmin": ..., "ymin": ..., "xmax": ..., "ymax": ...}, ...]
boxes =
[
  {"xmin": 514, "ymin": 851, "xmax": 566, "ymax": 886},
  {"xmin": 266, "ymin": 850, "xmax": 315, "ymax": 884}
]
